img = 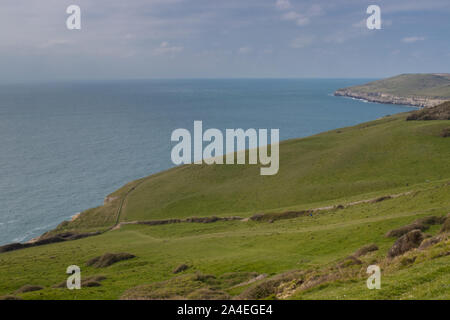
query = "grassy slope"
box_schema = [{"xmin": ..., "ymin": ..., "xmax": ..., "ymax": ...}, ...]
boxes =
[
  {"xmin": 0, "ymin": 183, "xmax": 449, "ymax": 299},
  {"xmin": 0, "ymin": 111, "xmax": 449, "ymax": 300},
  {"xmin": 60, "ymin": 112, "xmax": 450, "ymax": 231},
  {"xmin": 338, "ymin": 74, "xmax": 450, "ymax": 98}
]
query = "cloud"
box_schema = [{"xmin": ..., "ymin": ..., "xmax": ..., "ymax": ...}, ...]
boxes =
[
  {"xmin": 291, "ymin": 35, "xmax": 315, "ymax": 48},
  {"xmin": 402, "ymin": 36, "xmax": 425, "ymax": 43},
  {"xmin": 324, "ymin": 26, "xmax": 373, "ymax": 44},
  {"xmin": 282, "ymin": 11, "xmax": 310, "ymax": 26},
  {"xmin": 38, "ymin": 39, "xmax": 72, "ymax": 49},
  {"xmin": 152, "ymin": 41, "xmax": 184, "ymax": 55},
  {"xmin": 278, "ymin": 3, "xmax": 323, "ymax": 27},
  {"xmin": 308, "ymin": 4, "xmax": 323, "ymax": 16},
  {"xmin": 383, "ymin": 0, "xmax": 450, "ymax": 14},
  {"xmin": 238, "ymin": 46, "xmax": 252, "ymax": 54},
  {"xmin": 275, "ymin": 0, "xmax": 292, "ymax": 10}
]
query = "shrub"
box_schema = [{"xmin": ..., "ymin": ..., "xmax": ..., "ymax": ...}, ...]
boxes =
[
  {"xmin": 441, "ymin": 127, "xmax": 450, "ymax": 138},
  {"xmin": 86, "ymin": 253, "xmax": 135, "ymax": 268},
  {"xmin": 173, "ymin": 264, "xmax": 189, "ymax": 274},
  {"xmin": 371, "ymin": 196, "xmax": 392, "ymax": 203},
  {"xmin": 120, "ymin": 273, "xmax": 218, "ymax": 300},
  {"xmin": 15, "ymin": 285, "xmax": 44, "ymax": 294},
  {"xmin": 354, "ymin": 244, "xmax": 379, "ymax": 257},
  {"xmin": 419, "ymin": 234, "xmax": 447, "ymax": 250},
  {"xmin": 406, "ymin": 102, "xmax": 450, "ymax": 121},
  {"xmin": 387, "ymin": 230, "xmax": 425, "ymax": 258},
  {"xmin": 385, "ymin": 222, "xmax": 427, "ymax": 238},
  {"xmin": 440, "ymin": 216, "xmax": 450, "ymax": 233},
  {"xmin": 385, "ymin": 215, "xmax": 445, "ymax": 238},
  {"xmin": 186, "ymin": 288, "xmax": 230, "ymax": 300}
]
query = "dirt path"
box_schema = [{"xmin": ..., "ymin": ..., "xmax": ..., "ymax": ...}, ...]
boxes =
[
  {"xmin": 111, "ymin": 179, "xmax": 147, "ymax": 229},
  {"xmin": 111, "ymin": 190, "xmax": 416, "ymax": 230}
]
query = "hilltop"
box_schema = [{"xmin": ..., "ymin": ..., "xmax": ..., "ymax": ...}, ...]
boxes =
[
  {"xmin": 0, "ymin": 103, "xmax": 449, "ymax": 300},
  {"xmin": 335, "ymin": 74, "xmax": 450, "ymax": 107}
]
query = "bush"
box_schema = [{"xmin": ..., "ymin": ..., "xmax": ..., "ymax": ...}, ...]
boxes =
[
  {"xmin": 385, "ymin": 222, "xmax": 427, "ymax": 238},
  {"xmin": 15, "ymin": 285, "xmax": 44, "ymax": 294},
  {"xmin": 238, "ymin": 279, "xmax": 281, "ymax": 300},
  {"xmin": 86, "ymin": 253, "xmax": 135, "ymax": 268},
  {"xmin": 385, "ymin": 215, "xmax": 445, "ymax": 238},
  {"xmin": 173, "ymin": 264, "xmax": 189, "ymax": 274},
  {"xmin": 354, "ymin": 244, "xmax": 379, "ymax": 257},
  {"xmin": 371, "ymin": 196, "xmax": 392, "ymax": 203},
  {"xmin": 406, "ymin": 102, "xmax": 450, "ymax": 121},
  {"xmin": 238, "ymin": 270, "xmax": 304, "ymax": 300},
  {"xmin": 387, "ymin": 230, "xmax": 425, "ymax": 258},
  {"xmin": 120, "ymin": 273, "xmax": 218, "ymax": 300},
  {"xmin": 419, "ymin": 234, "xmax": 447, "ymax": 250},
  {"xmin": 337, "ymin": 256, "xmax": 362, "ymax": 268},
  {"xmin": 441, "ymin": 127, "xmax": 450, "ymax": 138},
  {"xmin": 440, "ymin": 216, "xmax": 450, "ymax": 233},
  {"xmin": 250, "ymin": 210, "xmax": 311, "ymax": 222},
  {"xmin": 186, "ymin": 288, "xmax": 230, "ymax": 300}
]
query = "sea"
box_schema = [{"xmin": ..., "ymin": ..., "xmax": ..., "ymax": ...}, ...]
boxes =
[{"xmin": 0, "ymin": 79, "xmax": 416, "ymax": 245}]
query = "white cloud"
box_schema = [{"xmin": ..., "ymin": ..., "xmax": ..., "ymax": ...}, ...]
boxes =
[
  {"xmin": 402, "ymin": 36, "xmax": 425, "ymax": 43},
  {"xmin": 308, "ymin": 4, "xmax": 323, "ymax": 16},
  {"xmin": 383, "ymin": 1, "xmax": 450, "ymax": 14},
  {"xmin": 38, "ymin": 39, "xmax": 71, "ymax": 49},
  {"xmin": 238, "ymin": 46, "xmax": 252, "ymax": 54},
  {"xmin": 279, "ymin": 4, "xmax": 323, "ymax": 27},
  {"xmin": 352, "ymin": 19, "xmax": 366, "ymax": 28},
  {"xmin": 282, "ymin": 11, "xmax": 310, "ymax": 26},
  {"xmin": 275, "ymin": 0, "xmax": 291, "ymax": 10},
  {"xmin": 152, "ymin": 41, "xmax": 184, "ymax": 55},
  {"xmin": 291, "ymin": 35, "xmax": 315, "ymax": 48}
]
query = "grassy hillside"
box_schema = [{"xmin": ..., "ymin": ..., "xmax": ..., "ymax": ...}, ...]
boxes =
[
  {"xmin": 0, "ymin": 107, "xmax": 449, "ymax": 300},
  {"xmin": 339, "ymin": 74, "xmax": 450, "ymax": 98},
  {"xmin": 56, "ymin": 110, "xmax": 450, "ymax": 233}
]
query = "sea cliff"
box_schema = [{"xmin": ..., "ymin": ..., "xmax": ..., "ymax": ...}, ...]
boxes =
[
  {"xmin": 334, "ymin": 74, "xmax": 450, "ymax": 108},
  {"xmin": 334, "ymin": 89, "xmax": 447, "ymax": 108}
]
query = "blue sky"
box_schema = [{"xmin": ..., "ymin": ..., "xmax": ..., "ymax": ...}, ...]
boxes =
[{"xmin": 1, "ymin": 0, "xmax": 449, "ymax": 82}]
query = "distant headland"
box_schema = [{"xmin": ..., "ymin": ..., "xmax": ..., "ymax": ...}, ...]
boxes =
[{"xmin": 335, "ymin": 73, "xmax": 450, "ymax": 108}]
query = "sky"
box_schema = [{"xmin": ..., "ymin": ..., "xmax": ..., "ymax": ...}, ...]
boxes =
[{"xmin": 0, "ymin": 0, "xmax": 449, "ymax": 82}]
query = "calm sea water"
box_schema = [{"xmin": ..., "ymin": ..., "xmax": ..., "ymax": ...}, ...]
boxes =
[{"xmin": 0, "ymin": 79, "xmax": 415, "ymax": 245}]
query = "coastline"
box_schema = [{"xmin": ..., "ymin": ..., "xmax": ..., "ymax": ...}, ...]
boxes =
[
  {"xmin": 5, "ymin": 97, "xmax": 420, "ymax": 249},
  {"xmin": 334, "ymin": 89, "xmax": 447, "ymax": 108},
  {"xmin": 1, "ymin": 85, "xmax": 433, "ymax": 248}
]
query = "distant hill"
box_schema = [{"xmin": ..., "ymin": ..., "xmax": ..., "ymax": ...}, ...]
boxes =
[{"xmin": 335, "ymin": 74, "xmax": 450, "ymax": 107}]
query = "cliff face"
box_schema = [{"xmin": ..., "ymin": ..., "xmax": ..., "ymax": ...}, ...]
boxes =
[{"xmin": 334, "ymin": 89, "xmax": 447, "ymax": 108}]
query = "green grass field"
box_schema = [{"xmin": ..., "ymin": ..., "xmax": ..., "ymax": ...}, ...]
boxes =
[{"xmin": 0, "ymin": 108, "xmax": 449, "ymax": 300}]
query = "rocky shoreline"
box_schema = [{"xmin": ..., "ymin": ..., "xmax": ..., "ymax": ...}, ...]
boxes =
[{"xmin": 334, "ymin": 89, "xmax": 448, "ymax": 108}]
